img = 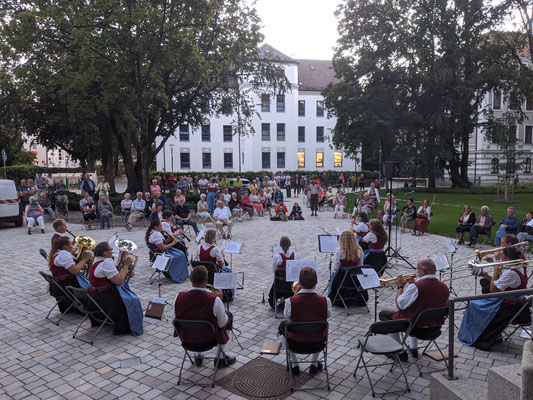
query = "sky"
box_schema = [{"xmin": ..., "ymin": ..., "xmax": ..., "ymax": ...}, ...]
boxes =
[{"xmin": 250, "ymin": 0, "xmax": 342, "ymax": 60}]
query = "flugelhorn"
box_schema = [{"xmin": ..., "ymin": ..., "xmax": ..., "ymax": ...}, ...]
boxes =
[
  {"xmin": 379, "ymin": 273, "xmax": 417, "ymax": 287},
  {"xmin": 75, "ymin": 236, "xmax": 96, "ymax": 276},
  {"xmin": 115, "ymin": 239, "xmax": 138, "ymax": 283},
  {"xmin": 476, "ymin": 241, "xmax": 528, "ymax": 261}
]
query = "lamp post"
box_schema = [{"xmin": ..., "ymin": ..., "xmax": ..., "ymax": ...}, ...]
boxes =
[
  {"xmin": 163, "ymin": 145, "xmax": 167, "ymax": 172},
  {"xmin": 169, "ymin": 144, "xmax": 175, "ymax": 173}
]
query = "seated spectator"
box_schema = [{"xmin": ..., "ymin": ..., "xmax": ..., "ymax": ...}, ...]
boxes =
[
  {"xmin": 259, "ymin": 189, "xmax": 272, "ymax": 217},
  {"xmin": 213, "ymin": 200, "xmax": 233, "ymax": 239},
  {"xmin": 271, "ymin": 199, "xmax": 288, "ymax": 221},
  {"xmin": 177, "ymin": 175, "xmax": 188, "ymax": 194},
  {"xmin": 149, "ymin": 200, "xmax": 164, "ymax": 223},
  {"xmin": 494, "ymin": 207, "xmax": 521, "ymax": 246},
  {"xmin": 160, "ymin": 174, "xmax": 167, "ymax": 192},
  {"xmin": 79, "ymin": 192, "xmax": 90, "ymax": 210},
  {"xmin": 413, "ymin": 199, "xmax": 431, "ymax": 236},
  {"xmin": 357, "ymin": 193, "xmax": 375, "ymax": 216},
  {"xmin": 333, "ymin": 190, "xmax": 347, "ymax": 219},
  {"xmin": 154, "ymin": 190, "xmax": 168, "ymax": 210},
  {"xmin": 150, "ymin": 179, "xmax": 161, "ymax": 197},
  {"xmin": 228, "ymin": 192, "xmax": 243, "ymax": 221},
  {"xmin": 126, "ymin": 192, "xmax": 146, "ymax": 230},
  {"xmin": 326, "ymin": 187, "xmax": 336, "ymax": 206},
  {"xmin": 121, "ymin": 193, "xmax": 133, "ymax": 220},
  {"xmin": 400, "ymin": 198, "xmax": 416, "ymax": 233},
  {"xmin": 222, "ymin": 188, "xmax": 231, "ymax": 205},
  {"xmin": 239, "ymin": 191, "xmax": 255, "ymax": 218},
  {"xmin": 379, "ymin": 193, "xmax": 398, "ymax": 226},
  {"xmin": 456, "ymin": 205, "xmax": 476, "ymax": 245},
  {"xmin": 97, "ymin": 194, "xmax": 113, "ymax": 229},
  {"xmin": 352, "ymin": 192, "xmax": 363, "ymax": 217},
  {"xmin": 289, "ymin": 202, "xmax": 304, "ymax": 220},
  {"xmin": 144, "ymin": 193, "xmax": 156, "ymax": 219},
  {"xmin": 196, "ymin": 194, "xmax": 214, "ymax": 224},
  {"xmin": 83, "ymin": 196, "xmax": 97, "ymax": 230},
  {"xmin": 174, "ymin": 196, "xmax": 199, "ymax": 235},
  {"xmin": 468, "ymin": 205, "xmax": 495, "ymax": 246},
  {"xmin": 39, "ymin": 192, "xmax": 55, "ymax": 221},
  {"xmin": 518, "ymin": 211, "xmax": 533, "ymax": 244},
  {"xmin": 174, "ymin": 189, "xmax": 186, "ymax": 205},
  {"xmin": 318, "ymin": 187, "xmax": 327, "ymax": 208},
  {"xmin": 249, "ymin": 189, "xmax": 264, "ymax": 216},
  {"xmin": 25, "ymin": 196, "xmax": 45, "ymax": 234}
]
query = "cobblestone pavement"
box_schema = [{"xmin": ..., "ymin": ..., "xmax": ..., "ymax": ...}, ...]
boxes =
[{"xmin": 0, "ymin": 194, "xmax": 526, "ymax": 400}]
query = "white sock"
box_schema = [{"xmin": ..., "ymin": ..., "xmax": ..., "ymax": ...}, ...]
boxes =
[
  {"xmin": 409, "ymin": 337, "xmax": 418, "ymax": 350},
  {"xmin": 311, "ymin": 352, "xmax": 319, "ymax": 367}
]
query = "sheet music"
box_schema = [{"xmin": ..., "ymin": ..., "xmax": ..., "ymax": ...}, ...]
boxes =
[
  {"xmin": 286, "ymin": 260, "xmax": 319, "ymax": 282},
  {"xmin": 213, "ymin": 272, "xmax": 238, "ymax": 289},
  {"xmin": 520, "ymin": 328, "xmax": 532, "ymax": 339},
  {"xmin": 335, "ymin": 226, "xmax": 342, "ymax": 235},
  {"xmin": 445, "ymin": 238, "xmax": 456, "ymax": 254},
  {"xmin": 151, "ymin": 297, "xmax": 166, "ymax": 304},
  {"xmin": 318, "ymin": 235, "xmax": 339, "ymax": 253},
  {"xmin": 273, "ymin": 245, "xmax": 294, "ymax": 254},
  {"xmin": 357, "ymin": 268, "xmax": 381, "ymax": 289},
  {"xmin": 109, "ymin": 234, "xmax": 119, "ymax": 253},
  {"xmin": 196, "ymin": 225, "xmax": 207, "ymax": 243},
  {"xmin": 224, "ymin": 241, "xmax": 242, "ymax": 254},
  {"xmin": 432, "ymin": 253, "xmax": 451, "ymax": 271},
  {"xmin": 152, "ymin": 255, "xmax": 170, "ymax": 271}
]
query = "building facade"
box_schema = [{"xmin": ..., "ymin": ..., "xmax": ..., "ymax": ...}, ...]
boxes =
[
  {"xmin": 156, "ymin": 44, "xmax": 357, "ymax": 173},
  {"xmin": 24, "ymin": 136, "xmax": 80, "ymax": 168}
]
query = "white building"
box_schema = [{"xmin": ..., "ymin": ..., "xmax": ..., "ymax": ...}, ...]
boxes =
[
  {"xmin": 24, "ymin": 136, "xmax": 80, "ymax": 168},
  {"xmin": 156, "ymin": 44, "xmax": 357, "ymax": 173},
  {"xmin": 469, "ymin": 90, "xmax": 533, "ymax": 184}
]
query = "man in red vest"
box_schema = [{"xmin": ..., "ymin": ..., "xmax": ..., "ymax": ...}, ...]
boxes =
[
  {"xmin": 379, "ymin": 258, "xmax": 449, "ymax": 361},
  {"xmin": 174, "ymin": 266, "xmax": 236, "ymax": 368},
  {"xmin": 278, "ymin": 267, "xmax": 332, "ymax": 376}
]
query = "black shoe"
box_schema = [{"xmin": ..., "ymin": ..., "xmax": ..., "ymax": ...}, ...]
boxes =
[
  {"xmin": 287, "ymin": 366, "xmax": 300, "ymax": 376},
  {"xmin": 125, "ymin": 223, "xmax": 132, "ymax": 231},
  {"xmin": 467, "ymin": 241, "xmax": 476, "ymax": 247},
  {"xmin": 194, "ymin": 355, "xmax": 204, "ymax": 367},
  {"xmin": 398, "ymin": 351, "xmax": 409, "ymax": 362},
  {"xmin": 28, "ymin": 229, "xmax": 31, "ymax": 235},
  {"xmin": 309, "ymin": 363, "xmax": 323, "ymax": 374},
  {"xmin": 41, "ymin": 229, "xmax": 45, "ymax": 234},
  {"xmin": 215, "ymin": 355, "xmax": 236, "ymax": 368},
  {"xmin": 410, "ymin": 349, "xmax": 418, "ymax": 359}
]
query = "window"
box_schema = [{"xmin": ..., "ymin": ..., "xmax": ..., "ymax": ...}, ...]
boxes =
[
  {"xmin": 526, "ymin": 126, "xmax": 532, "ymax": 144},
  {"xmin": 316, "ymin": 126, "xmax": 324, "ymax": 142},
  {"xmin": 223, "ymin": 125, "xmax": 232, "ymax": 142},
  {"xmin": 32, "ymin": 143, "xmax": 37, "ymax": 150},
  {"xmin": 298, "ymin": 100, "xmax": 305, "ymax": 116},
  {"xmin": 202, "ymin": 153, "xmax": 211, "ymax": 169},
  {"xmin": 261, "ymin": 94, "xmax": 270, "ymax": 112},
  {"xmin": 316, "ymin": 152, "xmax": 324, "ymax": 168},
  {"xmin": 201, "ymin": 125, "xmax": 210, "ymax": 142},
  {"xmin": 58, "ymin": 150, "xmax": 63, "ymax": 161},
  {"xmin": 298, "ymin": 126, "xmax": 305, "ymax": 142},
  {"xmin": 179, "ymin": 124, "xmax": 189, "ymax": 141},
  {"xmin": 277, "ymin": 123, "xmax": 285, "ymax": 141},
  {"xmin": 276, "ymin": 95, "xmax": 285, "ymax": 112},
  {"xmin": 224, "ymin": 153, "xmax": 233, "ymax": 169},
  {"xmin": 277, "ymin": 152, "xmax": 285, "ymax": 168},
  {"xmin": 493, "ymin": 91, "xmax": 501, "ymax": 110},
  {"xmin": 527, "ymin": 99, "xmax": 533, "ymax": 111},
  {"xmin": 180, "ymin": 153, "xmax": 190, "ymax": 169},
  {"xmin": 334, "ymin": 152, "xmax": 342, "ymax": 167},
  {"xmin": 491, "ymin": 158, "xmax": 499, "ymax": 174},
  {"xmin": 297, "ymin": 152, "xmax": 305, "ymax": 168},
  {"xmin": 524, "ymin": 158, "xmax": 531, "ymax": 173},
  {"xmin": 261, "ymin": 123, "xmax": 270, "ymax": 141},
  {"xmin": 222, "ymin": 99, "xmax": 232, "ymax": 115},
  {"xmin": 262, "ymin": 152, "xmax": 270, "ymax": 169},
  {"xmin": 316, "ymin": 100, "xmax": 324, "ymax": 117}
]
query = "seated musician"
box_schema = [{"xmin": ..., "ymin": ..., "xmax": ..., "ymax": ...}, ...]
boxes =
[
  {"xmin": 196, "ymin": 229, "xmax": 227, "ymax": 268},
  {"xmin": 351, "ymin": 212, "xmax": 369, "ymax": 251},
  {"xmin": 328, "ymin": 230, "xmax": 366, "ymax": 307},
  {"xmin": 483, "ymin": 234, "xmax": 526, "ymax": 263},
  {"xmin": 379, "ymin": 258, "xmax": 449, "ymax": 360},
  {"xmin": 88, "ymin": 242, "xmax": 143, "ymax": 336},
  {"xmin": 459, "ymin": 247, "xmax": 530, "ymax": 350},
  {"xmin": 48, "ymin": 236, "xmax": 91, "ymax": 312},
  {"xmin": 361, "ymin": 219, "xmax": 388, "ymax": 275},
  {"xmin": 161, "ymin": 210, "xmax": 187, "ymax": 247},
  {"xmin": 268, "ymin": 236, "xmax": 299, "ymax": 308},
  {"xmin": 279, "ymin": 267, "xmax": 331, "ymax": 376},
  {"xmin": 146, "ymin": 220, "xmax": 189, "ymax": 283},
  {"xmin": 174, "ymin": 265, "xmax": 237, "ymax": 368},
  {"xmin": 51, "ymin": 218, "xmax": 69, "ymax": 250}
]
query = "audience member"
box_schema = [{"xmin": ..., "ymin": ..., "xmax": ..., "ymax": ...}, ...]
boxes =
[
  {"xmin": 213, "ymin": 200, "xmax": 233, "ymax": 239},
  {"xmin": 468, "ymin": 205, "xmax": 495, "ymax": 246},
  {"xmin": 456, "ymin": 205, "xmax": 476, "ymax": 245},
  {"xmin": 518, "ymin": 211, "xmax": 533, "ymax": 243},
  {"xmin": 400, "ymin": 198, "xmax": 416, "ymax": 233},
  {"xmin": 413, "ymin": 199, "xmax": 431, "ymax": 236},
  {"xmin": 494, "ymin": 207, "xmax": 521, "ymax": 246},
  {"xmin": 97, "ymin": 194, "xmax": 113, "ymax": 229}
]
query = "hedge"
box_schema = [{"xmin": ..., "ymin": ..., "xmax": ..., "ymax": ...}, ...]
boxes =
[{"xmin": 392, "ymin": 183, "xmax": 533, "ymax": 195}]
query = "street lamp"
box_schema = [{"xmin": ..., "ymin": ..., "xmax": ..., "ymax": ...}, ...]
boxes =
[{"xmin": 169, "ymin": 144, "xmax": 175, "ymax": 173}]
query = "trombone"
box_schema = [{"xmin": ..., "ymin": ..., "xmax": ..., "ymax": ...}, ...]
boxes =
[
  {"xmin": 115, "ymin": 239, "xmax": 138, "ymax": 283},
  {"xmin": 475, "ymin": 241, "xmax": 528, "ymax": 261},
  {"xmin": 468, "ymin": 258, "xmax": 533, "ymax": 273},
  {"xmin": 379, "ymin": 273, "xmax": 417, "ymax": 287}
]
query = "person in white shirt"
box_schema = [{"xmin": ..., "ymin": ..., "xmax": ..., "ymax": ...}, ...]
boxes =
[
  {"xmin": 268, "ymin": 236, "xmax": 299, "ymax": 308},
  {"xmin": 198, "ymin": 174, "xmax": 209, "ymax": 194},
  {"xmin": 161, "ymin": 210, "xmax": 187, "ymax": 245},
  {"xmin": 196, "ymin": 229, "xmax": 226, "ymax": 267},
  {"xmin": 333, "ymin": 190, "xmax": 347, "ymax": 219},
  {"xmin": 213, "ymin": 200, "xmax": 233, "ymax": 239},
  {"xmin": 126, "ymin": 192, "xmax": 146, "ymax": 230}
]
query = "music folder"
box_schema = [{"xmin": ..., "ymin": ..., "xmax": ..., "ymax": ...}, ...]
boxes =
[
  {"xmin": 260, "ymin": 340, "xmax": 282, "ymax": 355},
  {"xmin": 145, "ymin": 297, "xmax": 166, "ymax": 320}
]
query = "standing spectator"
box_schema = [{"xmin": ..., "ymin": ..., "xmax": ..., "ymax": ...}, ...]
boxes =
[
  {"xmin": 81, "ymin": 173, "xmax": 96, "ymax": 200},
  {"xmin": 206, "ymin": 177, "xmax": 219, "ymax": 214},
  {"xmin": 54, "ymin": 179, "xmax": 68, "ymax": 204},
  {"xmin": 198, "ymin": 173, "xmax": 209, "ymax": 194},
  {"xmin": 150, "ymin": 179, "xmax": 161, "ymax": 197},
  {"xmin": 96, "ymin": 176, "xmax": 110, "ymax": 199},
  {"xmin": 455, "ymin": 205, "xmax": 476, "ymax": 245},
  {"xmin": 233, "ymin": 176, "xmax": 243, "ymax": 195},
  {"xmin": 160, "ymin": 174, "xmax": 167, "ymax": 192},
  {"xmin": 126, "ymin": 192, "xmax": 146, "ymax": 231},
  {"xmin": 97, "ymin": 194, "xmax": 113, "ymax": 229},
  {"xmin": 39, "ymin": 192, "xmax": 55, "ymax": 221},
  {"xmin": 494, "ymin": 207, "xmax": 521, "ymax": 246},
  {"xmin": 220, "ymin": 175, "xmax": 230, "ymax": 190},
  {"xmin": 322, "ymin": 172, "xmax": 328, "ymax": 187},
  {"xmin": 294, "ymin": 174, "xmax": 301, "ymax": 196},
  {"xmin": 35, "ymin": 172, "xmax": 47, "ymax": 193},
  {"xmin": 309, "ymin": 180, "xmax": 319, "ymax": 216},
  {"xmin": 285, "ymin": 176, "xmax": 291, "ymax": 198},
  {"xmin": 358, "ymin": 174, "xmax": 365, "ymax": 190},
  {"xmin": 121, "ymin": 193, "xmax": 133, "ymax": 221},
  {"xmin": 350, "ymin": 175, "xmax": 357, "ymax": 192},
  {"xmin": 144, "ymin": 193, "xmax": 156, "ymax": 219},
  {"xmin": 400, "ymin": 198, "xmax": 417, "ymax": 233},
  {"xmin": 18, "ymin": 179, "xmax": 37, "ymax": 211},
  {"xmin": 174, "ymin": 196, "xmax": 199, "ymax": 235}
]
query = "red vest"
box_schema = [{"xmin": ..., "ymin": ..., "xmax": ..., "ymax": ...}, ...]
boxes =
[
  {"xmin": 288, "ymin": 293, "xmax": 328, "ymax": 342},
  {"xmin": 503, "ymin": 268, "xmax": 528, "ymax": 304},
  {"xmin": 199, "ymin": 245, "xmax": 217, "ymax": 264},
  {"xmin": 89, "ymin": 260, "xmax": 115, "ymax": 292},
  {"xmin": 278, "ymin": 252, "xmax": 295, "ymax": 270},
  {"xmin": 174, "ymin": 290, "xmax": 229, "ymax": 344},
  {"xmin": 51, "ymin": 233, "xmax": 63, "ymax": 250},
  {"xmin": 49, "ymin": 253, "xmax": 75, "ymax": 280},
  {"xmin": 370, "ymin": 241, "xmax": 385, "ymax": 252},
  {"xmin": 392, "ymin": 278, "xmax": 449, "ymax": 326}
]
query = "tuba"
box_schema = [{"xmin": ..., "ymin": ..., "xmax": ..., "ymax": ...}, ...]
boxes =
[
  {"xmin": 115, "ymin": 239, "xmax": 138, "ymax": 283},
  {"xmin": 75, "ymin": 236, "xmax": 96, "ymax": 275}
]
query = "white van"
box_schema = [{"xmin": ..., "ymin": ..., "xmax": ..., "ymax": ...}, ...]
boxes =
[{"xmin": 0, "ymin": 180, "xmax": 23, "ymax": 226}]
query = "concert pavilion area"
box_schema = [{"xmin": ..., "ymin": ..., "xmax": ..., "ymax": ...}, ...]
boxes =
[{"xmin": 0, "ymin": 200, "xmax": 526, "ymax": 400}]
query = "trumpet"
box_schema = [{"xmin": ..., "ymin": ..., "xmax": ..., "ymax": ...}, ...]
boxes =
[
  {"xmin": 476, "ymin": 241, "xmax": 528, "ymax": 261},
  {"xmin": 115, "ymin": 239, "xmax": 138, "ymax": 283},
  {"xmin": 379, "ymin": 273, "xmax": 417, "ymax": 287}
]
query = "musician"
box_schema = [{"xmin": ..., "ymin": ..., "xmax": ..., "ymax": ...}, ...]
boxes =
[
  {"xmin": 484, "ymin": 234, "xmax": 526, "ymax": 263},
  {"xmin": 351, "ymin": 212, "xmax": 369, "ymax": 249},
  {"xmin": 278, "ymin": 267, "xmax": 331, "ymax": 376},
  {"xmin": 146, "ymin": 220, "xmax": 189, "ymax": 283},
  {"xmin": 88, "ymin": 242, "xmax": 143, "ymax": 336},
  {"xmin": 268, "ymin": 236, "xmax": 299, "ymax": 308},
  {"xmin": 51, "ymin": 218, "xmax": 69, "ymax": 249},
  {"xmin": 361, "ymin": 219, "xmax": 388, "ymax": 275},
  {"xmin": 455, "ymin": 205, "xmax": 476, "ymax": 245},
  {"xmin": 197, "ymin": 229, "xmax": 226, "ymax": 268},
  {"xmin": 48, "ymin": 236, "xmax": 91, "ymax": 312},
  {"xmin": 460, "ymin": 247, "xmax": 530, "ymax": 350},
  {"xmin": 161, "ymin": 210, "xmax": 188, "ymax": 249},
  {"xmin": 174, "ymin": 265, "xmax": 237, "ymax": 368},
  {"xmin": 379, "ymin": 258, "xmax": 449, "ymax": 360},
  {"xmin": 468, "ymin": 205, "xmax": 495, "ymax": 246},
  {"xmin": 328, "ymin": 230, "xmax": 366, "ymax": 307},
  {"xmin": 494, "ymin": 207, "xmax": 521, "ymax": 246}
]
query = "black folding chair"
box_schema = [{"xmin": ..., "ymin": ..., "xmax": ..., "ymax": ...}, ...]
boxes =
[
  {"xmin": 285, "ymin": 321, "xmax": 330, "ymax": 392},
  {"xmin": 191, "ymin": 260, "xmax": 220, "ymax": 282},
  {"xmin": 503, "ymin": 297, "xmax": 532, "ymax": 347},
  {"xmin": 354, "ymin": 319, "xmax": 411, "ymax": 397},
  {"xmin": 272, "ymin": 269, "xmax": 293, "ymax": 318},
  {"xmin": 331, "ymin": 266, "xmax": 369, "ymax": 315},
  {"xmin": 401, "ymin": 306, "xmax": 449, "ymax": 376},
  {"xmin": 172, "ymin": 318, "xmax": 229, "ymax": 388},
  {"xmin": 39, "ymin": 271, "xmax": 75, "ymax": 325},
  {"xmin": 66, "ymin": 286, "xmax": 115, "ymax": 345},
  {"xmin": 39, "ymin": 248, "xmax": 48, "ymax": 261}
]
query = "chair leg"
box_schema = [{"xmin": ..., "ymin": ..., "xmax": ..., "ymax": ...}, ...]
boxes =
[
  {"xmin": 212, "ymin": 345, "xmax": 223, "ymax": 388},
  {"xmin": 45, "ymin": 300, "xmax": 61, "ymax": 322},
  {"xmin": 323, "ymin": 349, "xmax": 330, "ymax": 391},
  {"xmin": 90, "ymin": 315, "xmax": 113, "ymax": 345},
  {"xmin": 178, "ymin": 351, "xmax": 188, "ymax": 385},
  {"xmin": 396, "ymin": 353, "xmax": 411, "ymax": 393},
  {"xmin": 72, "ymin": 314, "xmax": 89, "ymax": 340},
  {"xmin": 353, "ymin": 345, "xmax": 364, "ymax": 377},
  {"xmin": 55, "ymin": 302, "xmax": 73, "ymax": 326},
  {"xmin": 360, "ymin": 353, "xmax": 376, "ymax": 397}
]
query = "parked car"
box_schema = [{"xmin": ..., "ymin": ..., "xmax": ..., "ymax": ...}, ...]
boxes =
[
  {"xmin": 228, "ymin": 178, "xmax": 251, "ymax": 190},
  {"xmin": 0, "ymin": 179, "xmax": 23, "ymax": 227}
]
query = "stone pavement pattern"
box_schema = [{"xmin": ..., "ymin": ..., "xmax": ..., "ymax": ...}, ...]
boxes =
[{"xmin": 0, "ymin": 194, "xmax": 525, "ymax": 400}]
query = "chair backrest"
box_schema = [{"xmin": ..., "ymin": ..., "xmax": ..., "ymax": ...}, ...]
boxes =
[
  {"xmin": 65, "ymin": 286, "xmax": 91, "ymax": 313},
  {"xmin": 39, "ymin": 271, "xmax": 72, "ymax": 300},
  {"xmin": 39, "ymin": 248, "xmax": 48, "ymax": 261},
  {"xmin": 286, "ymin": 321, "xmax": 328, "ymax": 335},
  {"xmin": 369, "ymin": 319, "xmax": 411, "ymax": 335},
  {"xmin": 172, "ymin": 318, "xmax": 218, "ymax": 348},
  {"xmin": 511, "ymin": 296, "xmax": 533, "ymax": 325},
  {"xmin": 191, "ymin": 260, "xmax": 218, "ymax": 283},
  {"xmin": 410, "ymin": 306, "xmax": 449, "ymax": 328},
  {"xmin": 274, "ymin": 268, "xmax": 286, "ymax": 280}
]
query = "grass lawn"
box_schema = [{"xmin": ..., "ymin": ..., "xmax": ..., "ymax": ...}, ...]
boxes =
[{"xmin": 345, "ymin": 192, "xmax": 533, "ymax": 241}]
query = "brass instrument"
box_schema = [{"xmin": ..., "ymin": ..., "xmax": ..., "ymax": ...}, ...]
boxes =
[
  {"xmin": 468, "ymin": 258, "xmax": 533, "ymax": 273},
  {"xmin": 292, "ymin": 281, "xmax": 302, "ymax": 294},
  {"xmin": 379, "ymin": 273, "xmax": 417, "ymax": 287},
  {"xmin": 206, "ymin": 284, "xmax": 219, "ymax": 295},
  {"xmin": 115, "ymin": 239, "xmax": 138, "ymax": 283},
  {"xmin": 475, "ymin": 241, "xmax": 528, "ymax": 261},
  {"xmin": 75, "ymin": 236, "xmax": 96, "ymax": 275}
]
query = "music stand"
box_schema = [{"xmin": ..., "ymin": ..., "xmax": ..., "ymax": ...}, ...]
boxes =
[{"xmin": 318, "ymin": 234, "xmax": 339, "ymax": 294}]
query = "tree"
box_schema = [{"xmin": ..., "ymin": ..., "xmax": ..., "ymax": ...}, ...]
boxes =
[{"xmin": 1, "ymin": 0, "xmax": 287, "ymax": 192}]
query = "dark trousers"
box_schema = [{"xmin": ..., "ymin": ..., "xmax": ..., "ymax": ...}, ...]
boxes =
[
  {"xmin": 379, "ymin": 309, "xmax": 395, "ymax": 321},
  {"xmin": 480, "ymin": 278, "xmax": 491, "ymax": 294},
  {"xmin": 310, "ymin": 194, "xmax": 319, "ymax": 212},
  {"xmin": 176, "ymin": 219, "xmax": 199, "ymax": 235},
  {"xmin": 469, "ymin": 225, "xmax": 488, "ymax": 241},
  {"xmin": 286, "ymin": 186, "xmax": 291, "ymax": 198}
]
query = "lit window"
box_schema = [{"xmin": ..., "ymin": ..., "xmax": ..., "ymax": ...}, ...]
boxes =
[
  {"xmin": 316, "ymin": 100, "xmax": 324, "ymax": 117},
  {"xmin": 224, "ymin": 153, "xmax": 233, "ymax": 169},
  {"xmin": 261, "ymin": 94, "xmax": 270, "ymax": 112},
  {"xmin": 334, "ymin": 152, "xmax": 342, "ymax": 167},
  {"xmin": 297, "ymin": 152, "xmax": 305, "ymax": 168},
  {"xmin": 276, "ymin": 95, "xmax": 285, "ymax": 112},
  {"xmin": 524, "ymin": 158, "xmax": 531, "ymax": 173},
  {"xmin": 316, "ymin": 152, "xmax": 324, "ymax": 168}
]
